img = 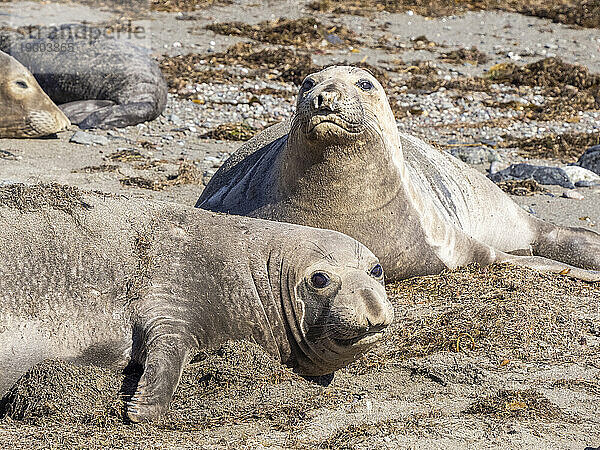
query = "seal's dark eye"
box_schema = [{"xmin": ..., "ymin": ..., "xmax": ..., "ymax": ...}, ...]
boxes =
[
  {"xmin": 302, "ymin": 78, "xmax": 315, "ymax": 91},
  {"xmin": 357, "ymin": 79, "xmax": 374, "ymax": 91},
  {"xmin": 369, "ymin": 264, "xmax": 383, "ymax": 278},
  {"xmin": 310, "ymin": 272, "xmax": 330, "ymax": 289},
  {"xmin": 15, "ymin": 80, "xmax": 28, "ymax": 89}
]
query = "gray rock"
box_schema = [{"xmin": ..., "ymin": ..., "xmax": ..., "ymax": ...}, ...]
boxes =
[
  {"xmin": 69, "ymin": 131, "xmax": 108, "ymax": 146},
  {"xmin": 577, "ymin": 145, "xmax": 600, "ymax": 176},
  {"xmin": 488, "ymin": 163, "xmax": 575, "ymax": 189}
]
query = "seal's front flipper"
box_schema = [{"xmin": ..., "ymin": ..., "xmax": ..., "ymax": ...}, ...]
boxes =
[
  {"xmin": 77, "ymin": 102, "xmax": 160, "ymax": 129},
  {"xmin": 59, "ymin": 100, "xmax": 116, "ymax": 125},
  {"xmin": 126, "ymin": 332, "xmax": 197, "ymax": 423}
]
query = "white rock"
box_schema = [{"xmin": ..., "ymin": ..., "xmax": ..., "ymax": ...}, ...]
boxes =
[
  {"xmin": 562, "ymin": 191, "xmax": 584, "ymax": 200},
  {"xmin": 562, "ymin": 165, "xmax": 600, "ymax": 184}
]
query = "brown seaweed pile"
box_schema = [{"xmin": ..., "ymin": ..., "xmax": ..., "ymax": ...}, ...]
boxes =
[
  {"xmin": 502, "ymin": 132, "xmax": 600, "ymax": 162},
  {"xmin": 369, "ymin": 263, "xmax": 599, "ymax": 364},
  {"xmin": 206, "ymin": 17, "xmax": 360, "ymax": 47},
  {"xmin": 464, "ymin": 389, "xmax": 562, "ymax": 420},
  {"xmin": 440, "ymin": 47, "xmax": 489, "ymax": 65},
  {"xmin": 0, "ymin": 183, "xmax": 92, "ymax": 214},
  {"xmin": 200, "ymin": 122, "xmax": 260, "ymax": 141},
  {"xmin": 151, "ymin": 0, "xmax": 231, "ymax": 12},
  {"xmin": 496, "ymin": 179, "xmax": 548, "ymax": 196},
  {"xmin": 120, "ymin": 161, "xmax": 204, "ymax": 190}
]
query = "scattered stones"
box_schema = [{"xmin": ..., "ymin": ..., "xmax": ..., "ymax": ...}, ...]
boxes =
[
  {"xmin": 488, "ymin": 163, "xmax": 575, "ymax": 189},
  {"xmin": 447, "ymin": 145, "xmax": 499, "ymax": 165},
  {"xmin": 69, "ymin": 131, "xmax": 108, "ymax": 146}
]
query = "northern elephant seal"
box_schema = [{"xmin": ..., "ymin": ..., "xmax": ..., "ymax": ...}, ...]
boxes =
[
  {"xmin": 197, "ymin": 66, "xmax": 600, "ymax": 282},
  {"xmin": 0, "ymin": 28, "xmax": 167, "ymax": 129},
  {"xmin": 0, "ymin": 50, "xmax": 70, "ymax": 137},
  {"xmin": 0, "ymin": 183, "xmax": 392, "ymax": 422}
]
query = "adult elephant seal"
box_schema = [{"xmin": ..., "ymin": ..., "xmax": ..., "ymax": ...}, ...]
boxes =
[
  {"xmin": 197, "ymin": 65, "xmax": 600, "ymax": 282},
  {"xmin": 0, "ymin": 29, "xmax": 167, "ymax": 129},
  {"xmin": 0, "ymin": 183, "xmax": 392, "ymax": 422},
  {"xmin": 0, "ymin": 50, "xmax": 70, "ymax": 137}
]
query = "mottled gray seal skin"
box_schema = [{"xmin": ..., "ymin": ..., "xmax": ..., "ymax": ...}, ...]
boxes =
[
  {"xmin": 197, "ymin": 66, "xmax": 600, "ymax": 282},
  {"xmin": 0, "ymin": 31, "xmax": 167, "ymax": 129},
  {"xmin": 0, "ymin": 184, "xmax": 392, "ymax": 422},
  {"xmin": 0, "ymin": 50, "xmax": 70, "ymax": 137}
]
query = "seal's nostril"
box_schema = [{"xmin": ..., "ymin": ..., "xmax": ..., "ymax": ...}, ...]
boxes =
[{"xmin": 312, "ymin": 90, "xmax": 340, "ymax": 112}]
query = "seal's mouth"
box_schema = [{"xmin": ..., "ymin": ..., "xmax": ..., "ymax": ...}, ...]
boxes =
[
  {"xmin": 306, "ymin": 113, "xmax": 364, "ymax": 135},
  {"xmin": 332, "ymin": 328, "xmax": 386, "ymax": 347}
]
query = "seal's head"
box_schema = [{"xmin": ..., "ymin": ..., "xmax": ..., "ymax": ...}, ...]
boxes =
[
  {"xmin": 276, "ymin": 228, "xmax": 394, "ymax": 376},
  {"xmin": 292, "ymin": 65, "xmax": 398, "ymax": 148},
  {"xmin": 0, "ymin": 51, "xmax": 70, "ymax": 138}
]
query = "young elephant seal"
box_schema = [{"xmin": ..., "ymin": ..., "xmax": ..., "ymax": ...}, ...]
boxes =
[
  {"xmin": 0, "ymin": 183, "xmax": 392, "ymax": 422},
  {"xmin": 1, "ymin": 30, "xmax": 167, "ymax": 129},
  {"xmin": 197, "ymin": 66, "xmax": 600, "ymax": 282},
  {"xmin": 0, "ymin": 50, "xmax": 70, "ymax": 137}
]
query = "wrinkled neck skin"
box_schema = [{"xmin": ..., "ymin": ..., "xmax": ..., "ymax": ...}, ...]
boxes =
[
  {"xmin": 278, "ymin": 122, "xmax": 406, "ymax": 215},
  {"xmin": 261, "ymin": 240, "xmax": 342, "ymax": 376}
]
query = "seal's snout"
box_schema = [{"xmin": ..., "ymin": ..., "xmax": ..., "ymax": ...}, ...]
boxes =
[
  {"xmin": 358, "ymin": 287, "xmax": 394, "ymax": 331},
  {"xmin": 312, "ymin": 88, "xmax": 342, "ymax": 113}
]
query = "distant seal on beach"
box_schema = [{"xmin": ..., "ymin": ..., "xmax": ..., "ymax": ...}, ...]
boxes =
[
  {"xmin": 197, "ymin": 66, "xmax": 600, "ymax": 282},
  {"xmin": 0, "ymin": 183, "xmax": 393, "ymax": 422},
  {"xmin": 0, "ymin": 50, "xmax": 70, "ymax": 138},
  {"xmin": 0, "ymin": 28, "xmax": 167, "ymax": 129}
]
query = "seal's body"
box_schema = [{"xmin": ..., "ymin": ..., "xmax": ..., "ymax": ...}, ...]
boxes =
[
  {"xmin": 197, "ymin": 66, "xmax": 600, "ymax": 282},
  {"xmin": 1, "ymin": 31, "xmax": 167, "ymax": 129},
  {"xmin": 0, "ymin": 50, "xmax": 70, "ymax": 137},
  {"xmin": 0, "ymin": 184, "xmax": 392, "ymax": 422}
]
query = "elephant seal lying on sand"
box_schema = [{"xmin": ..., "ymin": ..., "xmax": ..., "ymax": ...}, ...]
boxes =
[
  {"xmin": 0, "ymin": 183, "xmax": 392, "ymax": 422},
  {"xmin": 0, "ymin": 50, "xmax": 70, "ymax": 137},
  {"xmin": 0, "ymin": 28, "xmax": 167, "ymax": 129},
  {"xmin": 197, "ymin": 66, "xmax": 600, "ymax": 282}
]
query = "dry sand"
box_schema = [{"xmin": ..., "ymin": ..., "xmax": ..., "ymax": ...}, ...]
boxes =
[{"xmin": 0, "ymin": 0, "xmax": 599, "ymax": 448}]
